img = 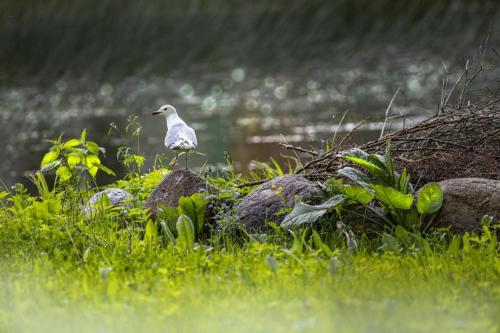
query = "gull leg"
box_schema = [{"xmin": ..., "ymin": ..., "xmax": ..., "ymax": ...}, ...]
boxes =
[
  {"xmin": 170, "ymin": 153, "xmax": 179, "ymax": 168},
  {"xmin": 185, "ymin": 152, "xmax": 188, "ymax": 169}
]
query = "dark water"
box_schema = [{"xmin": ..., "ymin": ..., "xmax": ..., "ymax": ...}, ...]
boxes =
[{"xmin": 1, "ymin": 0, "xmax": 499, "ymax": 188}]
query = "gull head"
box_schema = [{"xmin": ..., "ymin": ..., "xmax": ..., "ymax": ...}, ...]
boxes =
[{"xmin": 152, "ymin": 104, "xmax": 177, "ymax": 116}]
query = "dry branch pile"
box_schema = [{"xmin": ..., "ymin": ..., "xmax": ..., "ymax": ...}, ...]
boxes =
[
  {"xmin": 304, "ymin": 106, "xmax": 500, "ymax": 184},
  {"xmin": 287, "ymin": 49, "xmax": 500, "ymax": 184}
]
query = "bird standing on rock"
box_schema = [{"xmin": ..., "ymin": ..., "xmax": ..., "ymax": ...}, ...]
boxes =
[{"xmin": 152, "ymin": 104, "xmax": 197, "ymax": 168}]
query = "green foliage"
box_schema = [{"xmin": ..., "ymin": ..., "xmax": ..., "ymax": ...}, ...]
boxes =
[
  {"xmin": 284, "ymin": 141, "xmax": 444, "ymax": 233},
  {"xmin": 282, "ymin": 195, "xmax": 346, "ymax": 228},
  {"xmin": 416, "ymin": 182, "xmax": 444, "ymax": 215},
  {"xmin": 109, "ymin": 115, "xmax": 146, "ymax": 176},
  {"xmin": 176, "ymin": 214, "xmax": 195, "ymax": 251},
  {"xmin": 40, "ymin": 129, "xmax": 115, "ymax": 184},
  {"xmin": 372, "ymin": 184, "xmax": 413, "ymax": 210},
  {"xmin": 157, "ymin": 192, "xmax": 210, "ymax": 247},
  {"xmin": 178, "ymin": 193, "xmax": 208, "ymax": 239}
]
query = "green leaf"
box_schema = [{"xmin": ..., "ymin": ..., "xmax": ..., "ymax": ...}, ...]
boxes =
[
  {"xmin": 62, "ymin": 139, "xmax": 81, "ymax": 149},
  {"xmin": 41, "ymin": 151, "xmax": 59, "ymax": 167},
  {"xmin": 282, "ymin": 195, "xmax": 346, "ymax": 228},
  {"xmin": 144, "ymin": 220, "xmax": 158, "ymax": 247},
  {"xmin": 368, "ymin": 154, "xmax": 386, "ymax": 170},
  {"xmin": 85, "ymin": 154, "xmax": 101, "ymax": 167},
  {"xmin": 176, "ymin": 214, "xmax": 195, "ymax": 251},
  {"xmin": 86, "ymin": 141, "xmax": 100, "ymax": 154},
  {"xmin": 337, "ymin": 167, "xmax": 372, "ymax": 189},
  {"xmin": 397, "ymin": 168, "xmax": 412, "ymax": 193},
  {"xmin": 159, "ymin": 221, "xmax": 176, "ymax": 244},
  {"xmin": 97, "ymin": 164, "xmax": 116, "ymax": 176},
  {"xmin": 67, "ymin": 154, "xmax": 82, "ymax": 166},
  {"xmin": 416, "ymin": 183, "xmax": 443, "ymax": 215},
  {"xmin": 157, "ymin": 205, "xmax": 180, "ymax": 233},
  {"xmin": 372, "ymin": 185, "xmax": 413, "ymax": 210},
  {"xmin": 56, "ymin": 165, "xmax": 72, "ymax": 182},
  {"xmin": 40, "ymin": 159, "xmax": 61, "ymax": 173},
  {"xmin": 80, "ymin": 129, "xmax": 87, "ymax": 142},
  {"xmin": 394, "ymin": 225, "xmax": 410, "ymax": 245},
  {"xmin": 339, "ymin": 148, "xmax": 370, "ymax": 160},
  {"xmin": 132, "ymin": 155, "xmax": 145, "ymax": 168},
  {"xmin": 342, "ymin": 185, "xmax": 374, "ymax": 205},
  {"xmin": 178, "ymin": 193, "xmax": 208, "ymax": 239},
  {"xmin": 312, "ymin": 230, "xmax": 334, "ymax": 256},
  {"xmin": 85, "ymin": 155, "xmax": 101, "ymax": 177},
  {"xmin": 0, "ymin": 191, "xmax": 8, "ymax": 200},
  {"xmin": 345, "ymin": 156, "xmax": 386, "ymax": 180}
]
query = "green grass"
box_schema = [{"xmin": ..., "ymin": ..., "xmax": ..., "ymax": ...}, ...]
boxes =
[{"xmin": 1, "ymin": 242, "xmax": 498, "ymax": 333}]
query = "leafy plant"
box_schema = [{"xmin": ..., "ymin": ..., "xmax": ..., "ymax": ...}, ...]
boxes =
[
  {"xmin": 40, "ymin": 129, "xmax": 115, "ymax": 184},
  {"xmin": 283, "ymin": 142, "xmax": 444, "ymax": 233},
  {"xmin": 157, "ymin": 192, "xmax": 210, "ymax": 247},
  {"xmin": 282, "ymin": 195, "xmax": 346, "ymax": 228},
  {"xmin": 109, "ymin": 115, "xmax": 146, "ymax": 176}
]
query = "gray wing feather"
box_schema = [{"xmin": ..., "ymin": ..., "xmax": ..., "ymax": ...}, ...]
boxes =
[{"xmin": 165, "ymin": 123, "xmax": 197, "ymax": 151}]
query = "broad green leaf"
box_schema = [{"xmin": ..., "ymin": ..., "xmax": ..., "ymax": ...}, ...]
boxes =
[
  {"xmin": 178, "ymin": 193, "xmax": 208, "ymax": 238},
  {"xmin": 282, "ymin": 195, "xmax": 346, "ymax": 228},
  {"xmin": 85, "ymin": 155, "xmax": 101, "ymax": 177},
  {"xmin": 342, "ymin": 185, "xmax": 374, "ymax": 205},
  {"xmin": 339, "ymin": 148, "xmax": 370, "ymax": 160},
  {"xmin": 67, "ymin": 154, "xmax": 82, "ymax": 166},
  {"xmin": 372, "ymin": 185, "xmax": 413, "ymax": 210},
  {"xmin": 63, "ymin": 138, "xmax": 81, "ymax": 149},
  {"xmin": 86, "ymin": 141, "xmax": 100, "ymax": 154},
  {"xmin": 157, "ymin": 204, "xmax": 180, "ymax": 233},
  {"xmin": 56, "ymin": 165, "xmax": 72, "ymax": 182},
  {"xmin": 84, "ymin": 154, "xmax": 101, "ymax": 167},
  {"xmin": 160, "ymin": 221, "xmax": 176, "ymax": 244},
  {"xmin": 41, "ymin": 151, "xmax": 59, "ymax": 167},
  {"xmin": 345, "ymin": 156, "xmax": 386, "ymax": 179},
  {"xmin": 368, "ymin": 154, "xmax": 386, "ymax": 170},
  {"xmin": 176, "ymin": 214, "xmax": 195, "ymax": 251},
  {"xmin": 97, "ymin": 164, "xmax": 116, "ymax": 176},
  {"xmin": 337, "ymin": 167, "xmax": 372, "ymax": 189},
  {"xmin": 394, "ymin": 225, "xmax": 410, "ymax": 245},
  {"xmin": 380, "ymin": 233, "xmax": 401, "ymax": 252},
  {"xmin": 0, "ymin": 191, "xmax": 8, "ymax": 200},
  {"xmin": 416, "ymin": 182, "xmax": 443, "ymax": 215},
  {"xmin": 40, "ymin": 159, "xmax": 61, "ymax": 172}
]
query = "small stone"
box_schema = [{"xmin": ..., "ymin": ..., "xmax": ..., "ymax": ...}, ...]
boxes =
[
  {"xmin": 144, "ymin": 169, "xmax": 213, "ymax": 219},
  {"xmin": 84, "ymin": 188, "xmax": 133, "ymax": 216},
  {"xmin": 236, "ymin": 174, "xmax": 324, "ymax": 232},
  {"xmin": 431, "ymin": 178, "xmax": 500, "ymax": 233}
]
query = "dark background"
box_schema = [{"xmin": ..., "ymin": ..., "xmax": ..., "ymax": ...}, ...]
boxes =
[{"xmin": 1, "ymin": 0, "xmax": 499, "ymax": 188}]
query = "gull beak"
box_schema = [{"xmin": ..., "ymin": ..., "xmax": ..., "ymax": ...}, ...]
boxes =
[{"xmin": 152, "ymin": 110, "xmax": 162, "ymax": 115}]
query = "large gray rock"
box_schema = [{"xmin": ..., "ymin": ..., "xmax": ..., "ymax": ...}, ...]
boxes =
[
  {"xmin": 237, "ymin": 174, "xmax": 324, "ymax": 231},
  {"xmin": 84, "ymin": 188, "xmax": 133, "ymax": 216},
  {"xmin": 434, "ymin": 178, "xmax": 500, "ymax": 233},
  {"xmin": 144, "ymin": 169, "xmax": 211, "ymax": 218}
]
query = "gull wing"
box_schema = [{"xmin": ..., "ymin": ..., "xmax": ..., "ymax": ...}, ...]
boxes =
[{"xmin": 165, "ymin": 123, "xmax": 197, "ymax": 151}]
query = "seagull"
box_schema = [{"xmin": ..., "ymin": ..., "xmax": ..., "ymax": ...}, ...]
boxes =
[{"xmin": 152, "ymin": 104, "xmax": 197, "ymax": 168}]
